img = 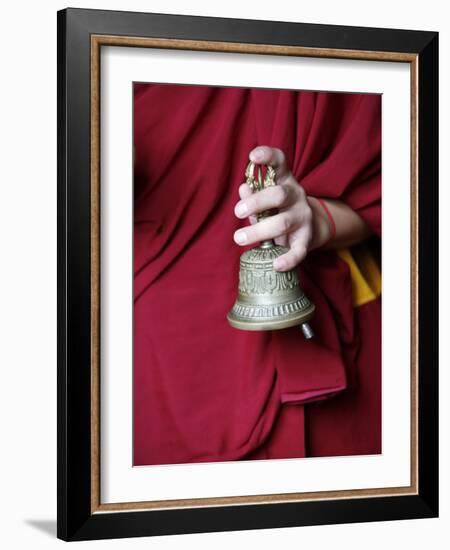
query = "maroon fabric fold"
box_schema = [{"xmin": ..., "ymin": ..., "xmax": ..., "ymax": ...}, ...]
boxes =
[{"xmin": 133, "ymin": 84, "xmax": 381, "ymax": 465}]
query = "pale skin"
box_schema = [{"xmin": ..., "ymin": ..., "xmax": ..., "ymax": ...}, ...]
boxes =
[{"xmin": 233, "ymin": 146, "xmax": 372, "ymax": 272}]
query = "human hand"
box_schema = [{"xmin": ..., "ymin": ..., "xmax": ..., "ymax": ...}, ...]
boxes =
[{"xmin": 233, "ymin": 146, "xmax": 331, "ymax": 272}]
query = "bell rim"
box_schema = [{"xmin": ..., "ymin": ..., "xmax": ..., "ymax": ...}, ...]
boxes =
[{"xmin": 227, "ymin": 304, "xmax": 315, "ymax": 331}]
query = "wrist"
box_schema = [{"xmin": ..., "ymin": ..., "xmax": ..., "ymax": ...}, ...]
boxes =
[{"xmin": 306, "ymin": 196, "xmax": 335, "ymax": 250}]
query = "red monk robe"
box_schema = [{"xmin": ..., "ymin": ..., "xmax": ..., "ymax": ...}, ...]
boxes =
[{"xmin": 133, "ymin": 84, "xmax": 381, "ymax": 465}]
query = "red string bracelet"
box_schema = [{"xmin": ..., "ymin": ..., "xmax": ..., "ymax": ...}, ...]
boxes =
[{"xmin": 316, "ymin": 198, "xmax": 337, "ymax": 245}]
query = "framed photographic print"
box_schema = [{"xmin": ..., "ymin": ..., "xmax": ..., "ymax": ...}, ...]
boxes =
[{"xmin": 57, "ymin": 7, "xmax": 438, "ymax": 541}]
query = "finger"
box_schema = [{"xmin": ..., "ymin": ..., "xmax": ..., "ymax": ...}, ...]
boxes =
[
  {"xmin": 274, "ymin": 234, "xmax": 288, "ymax": 247},
  {"xmin": 233, "ymin": 212, "xmax": 296, "ymax": 246},
  {"xmin": 273, "ymin": 225, "xmax": 312, "ymax": 271},
  {"xmin": 238, "ymin": 182, "xmax": 253, "ymax": 200},
  {"xmin": 292, "ymin": 223, "xmax": 313, "ymax": 251},
  {"xmin": 237, "ymin": 184, "xmax": 258, "ymax": 225},
  {"xmin": 273, "ymin": 243, "xmax": 308, "ymax": 272},
  {"xmin": 249, "ymin": 146, "xmax": 290, "ymax": 179},
  {"xmin": 234, "ymin": 183, "xmax": 294, "ymax": 219}
]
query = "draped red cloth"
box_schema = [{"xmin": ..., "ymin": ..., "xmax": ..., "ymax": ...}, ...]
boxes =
[{"xmin": 133, "ymin": 84, "xmax": 381, "ymax": 465}]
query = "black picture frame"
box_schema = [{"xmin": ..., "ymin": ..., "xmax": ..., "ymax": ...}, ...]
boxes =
[{"xmin": 57, "ymin": 7, "xmax": 438, "ymax": 541}]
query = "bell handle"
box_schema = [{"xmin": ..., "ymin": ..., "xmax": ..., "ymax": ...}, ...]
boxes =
[
  {"xmin": 245, "ymin": 160, "xmax": 276, "ymax": 192},
  {"xmin": 260, "ymin": 239, "xmax": 274, "ymax": 249}
]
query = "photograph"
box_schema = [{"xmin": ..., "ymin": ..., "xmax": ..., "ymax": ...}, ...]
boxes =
[
  {"xmin": 54, "ymin": 7, "xmax": 438, "ymax": 541},
  {"xmin": 1, "ymin": 0, "xmax": 446, "ymax": 547},
  {"xmin": 133, "ymin": 83, "xmax": 382, "ymax": 466}
]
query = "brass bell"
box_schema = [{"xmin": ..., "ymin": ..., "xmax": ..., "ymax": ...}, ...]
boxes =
[{"xmin": 227, "ymin": 161, "xmax": 315, "ymax": 339}]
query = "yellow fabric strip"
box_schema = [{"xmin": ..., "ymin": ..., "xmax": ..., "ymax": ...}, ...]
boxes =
[{"xmin": 337, "ymin": 244, "xmax": 381, "ymax": 307}]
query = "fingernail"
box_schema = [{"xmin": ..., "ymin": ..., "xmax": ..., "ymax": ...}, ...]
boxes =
[
  {"xmin": 251, "ymin": 148, "xmax": 264, "ymax": 161},
  {"xmin": 235, "ymin": 202, "xmax": 248, "ymax": 217},
  {"xmin": 234, "ymin": 230, "xmax": 247, "ymax": 244}
]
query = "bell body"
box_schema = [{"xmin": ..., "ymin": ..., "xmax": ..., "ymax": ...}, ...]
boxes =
[{"xmin": 227, "ymin": 241, "xmax": 315, "ymax": 331}]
